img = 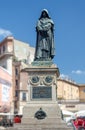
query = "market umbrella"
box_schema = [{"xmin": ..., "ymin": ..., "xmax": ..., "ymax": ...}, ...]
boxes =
[{"xmin": 74, "ymin": 110, "xmax": 85, "ymax": 117}]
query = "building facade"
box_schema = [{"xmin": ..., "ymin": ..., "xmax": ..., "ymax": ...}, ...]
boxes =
[
  {"xmin": 0, "ymin": 36, "xmax": 35, "ymax": 114},
  {"xmin": 0, "ymin": 37, "xmax": 13, "ymax": 74},
  {"xmin": 57, "ymin": 78, "xmax": 79, "ymax": 100},
  {"xmin": 57, "ymin": 78, "xmax": 80, "ymax": 112},
  {"xmin": 0, "ymin": 66, "xmax": 12, "ymax": 113},
  {"xmin": 78, "ymin": 84, "xmax": 85, "ymax": 102},
  {"xmin": 57, "ymin": 78, "xmax": 85, "ymax": 112},
  {"xmin": 0, "ymin": 36, "xmax": 35, "ymax": 74},
  {"xmin": 13, "ymin": 39, "xmax": 34, "ymax": 64}
]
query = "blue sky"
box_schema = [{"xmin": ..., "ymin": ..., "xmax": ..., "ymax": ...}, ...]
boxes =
[{"xmin": 0, "ymin": 0, "xmax": 85, "ymax": 84}]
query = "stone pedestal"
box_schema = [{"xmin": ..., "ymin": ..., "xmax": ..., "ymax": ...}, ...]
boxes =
[
  {"xmin": 11, "ymin": 63, "xmax": 73, "ymax": 130},
  {"xmin": 22, "ymin": 63, "xmax": 61, "ymax": 121},
  {"xmin": 16, "ymin": 63, "xmax": 73, "ymax": 130}
]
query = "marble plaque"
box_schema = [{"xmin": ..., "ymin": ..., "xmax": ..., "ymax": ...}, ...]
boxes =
[{"xmin": 32, "ymin": 86, "xmax": 52, "ymax": 99}]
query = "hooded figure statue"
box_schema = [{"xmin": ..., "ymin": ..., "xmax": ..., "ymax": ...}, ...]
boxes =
[{"xmin": 34, "ymin": 9, "xmax": 55, "ymax": 61}]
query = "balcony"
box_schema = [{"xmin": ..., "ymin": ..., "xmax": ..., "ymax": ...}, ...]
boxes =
[{"xmin": 0, "ymin": 51, "xmax": 13, "ymax": 59}]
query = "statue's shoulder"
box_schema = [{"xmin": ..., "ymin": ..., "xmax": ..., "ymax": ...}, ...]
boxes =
[{"xmin": 49, "ymin": 19, "xmax": 54, "ymax": 24}]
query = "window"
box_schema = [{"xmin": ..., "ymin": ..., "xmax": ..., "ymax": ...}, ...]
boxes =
[
  {"xmin": 15, "ymin": 91, "xmax": 18, "ymax": 97},
  {"xmin": 0, "ymin": 48, "xmax": 1, "ymax": 54},
  {"xmin": 14, "ymin": 101, "xmax": 17, "ymax": 109},
  {"xmin": 15, "ymin": 68, "xmax": 18, "ymax": 75},
  {"xmin": 22, "ymin": 92, "xmax": 26, "ymax": 101},
  {"xmin": 15, "ymin": 80, "xmax": 18, "ymax": 86},
  {"xmin": 3, "ymin": 45, "xmax": 5, "ymax": 52}
]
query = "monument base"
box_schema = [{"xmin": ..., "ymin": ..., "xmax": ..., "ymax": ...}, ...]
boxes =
[
  {"xmin": 8, "ymin": 64, "xmax": 73, "ymax": 130},
  {"xmin": 16, "ymin": 103, "xmax": 73, "ymax": 130},
  {"xmin": 22, "ymin": 102, "xmax": 61, "ymax": 123},
  {"xmin": 12, "ymin": 103, "xmax": 73, "ymax": 130}
]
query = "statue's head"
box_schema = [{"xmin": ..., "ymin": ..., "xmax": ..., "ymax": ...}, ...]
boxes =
[{"xmin": 39, "ymin": 9, "xmax": 50, "ymax": 19}]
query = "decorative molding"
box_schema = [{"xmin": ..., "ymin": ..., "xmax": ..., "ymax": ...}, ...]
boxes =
[
  {"xmin": 43, "ymin": 76, "xmax": 54, "ymax": 85},
  {"xmin": 30, "ymin": 76, "xmax": 40, "ymax": 85}
]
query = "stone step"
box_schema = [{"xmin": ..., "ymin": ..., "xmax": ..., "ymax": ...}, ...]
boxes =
[
  {"xmin": 14, "ymin": 124, "xmax": 70, "ymax": 128},
  {"xmin": 22, "ymin": 117, "xmax": 65, "ymax": 124},
  {"xmin": 13, "ymin": 124, "xmax": 74, "ymax": 130},
  {"xmin": 6, "ymin": 128, "xmax": 16, "ymax": 130},
  {"xmin": 6, "ymin": 127, "xmax": 73, "ymax": 130},
  {"xmin": 5, "ymin": 118, "xmax": 74, "ymax": 130},
  {"xmin": 15, "ymin": 124, "xmax": 70, "ymax": 128},
  {"xmin": 14, "ymin": 122, "xmax": 67, "ymax": 128},
  {"xmin": 18, "ymin": 128, "xmax": 41, "ymax": 130},
  {"xmin": 16, "ymin": 127, "xmax": 73, "ymax": 130},
  {"xmin": 42, "ymin": 128, "xmax": 73, "ymax": 130}
]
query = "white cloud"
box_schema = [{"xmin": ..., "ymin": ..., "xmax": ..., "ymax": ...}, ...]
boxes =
[
  {"xmin": 59, "ymin": 74, "xmax": 69, "ymax": 79},
  {"xmin": 59, "ymin": 73, "xmax": 76, "ymax": 83},
  {"xmin": 0, "ymin": 28, "xmax": 12, "ymax": 39},
  {"xmin": 72, "ymin": 70, "xmax": 85, "ymax": 75}
]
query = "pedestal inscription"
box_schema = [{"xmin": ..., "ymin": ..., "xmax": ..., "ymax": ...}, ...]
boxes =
[{"xmin": 32, "ymin": 86, "xmax": 52, "ymax": 99}]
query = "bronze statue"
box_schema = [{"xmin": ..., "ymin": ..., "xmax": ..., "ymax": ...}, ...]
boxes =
[{"xmin": 34, "ymin": 9, "xmax": 55, "ymax": 61}]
